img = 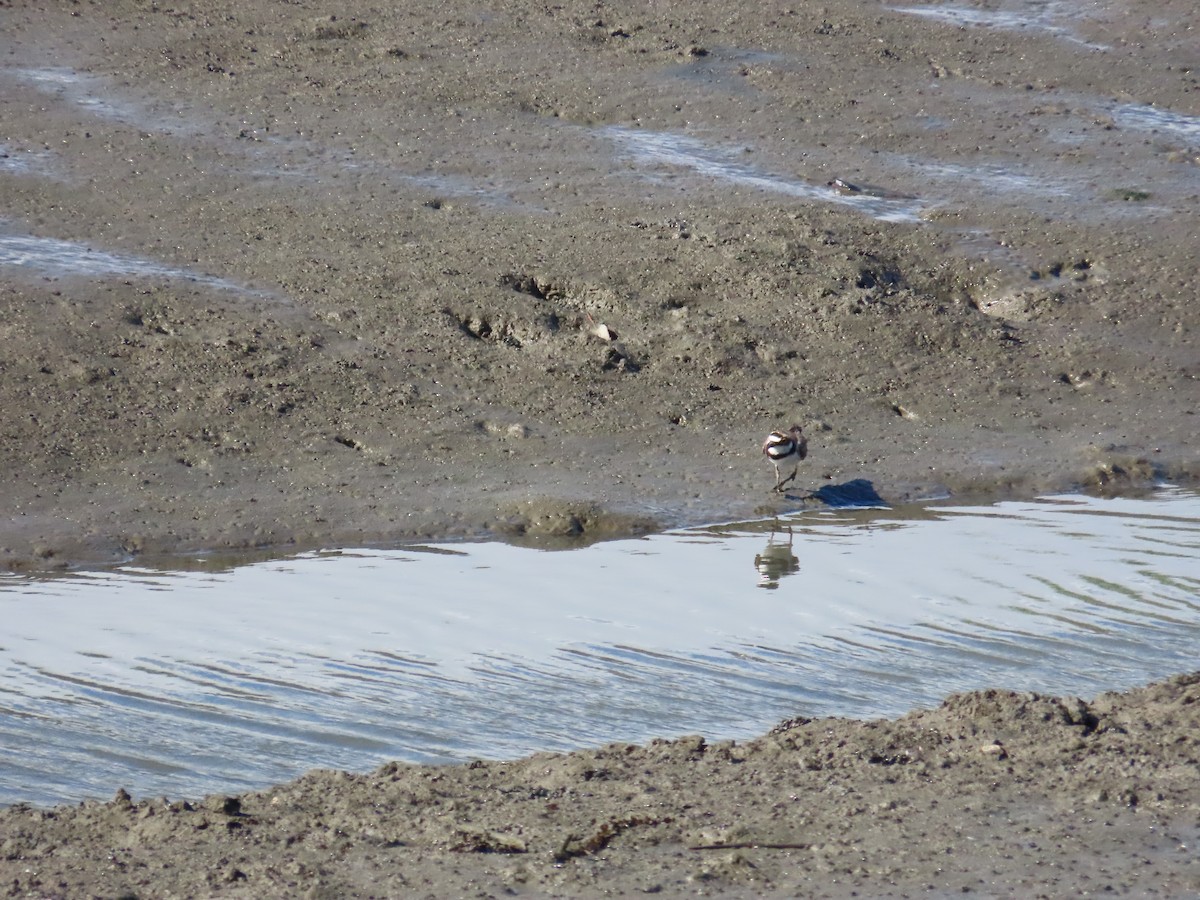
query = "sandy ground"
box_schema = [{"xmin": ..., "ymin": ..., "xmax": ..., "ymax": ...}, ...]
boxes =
[{"xmin": 1, "ymin": 0, "xmax": 1198, "ymax": 895}]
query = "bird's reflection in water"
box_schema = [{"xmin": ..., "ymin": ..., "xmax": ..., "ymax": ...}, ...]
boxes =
[{"xmin": 754, "ymin": 525, "xmax": 799, "ymax": 589}]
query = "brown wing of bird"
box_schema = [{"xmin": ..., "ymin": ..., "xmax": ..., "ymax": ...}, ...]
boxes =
[{"xmin": 790, "ymin": 425, "xmax": 808, "ymax": 461}]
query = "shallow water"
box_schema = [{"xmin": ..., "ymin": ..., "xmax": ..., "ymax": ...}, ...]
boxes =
[
  {"xmin": 2, "ymin": 489, "xmax": 1197, "ymax": 807},
  {"xmin": 0, "ymin": 228, "xmax": 262, "ymax": 294},
  {"xmin": 605, "ymin": 126, "xmax": 929, "ymax": 223},
  {"xmin": 888, "ymin": 1, "xmax": 1109, "ymax": 48},
  {"xmin": 1111, "ymin": 103, "xmax": 1200, "ymax": 140}
]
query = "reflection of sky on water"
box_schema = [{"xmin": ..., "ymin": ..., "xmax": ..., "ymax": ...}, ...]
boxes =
[
  {"xmin": 0, "ymin": 142, "xmax": 54, "ymax": 176},
  {"xmin": 888, "ymin": 3, "xmax": 1109, "ymax": 48},
  {"xmin": 605, "ymin": 127, "xmax": 928, "ymax": 223},
  {"xmin": 1112, "ymin": 103, "xmax": 1200, "ymax": 139},
  {"xmin": 0, "ymin": 228, "xmax": 264, "ymax": 295},
  {"xmin": 10, "ymin": 67, "xmax": 156, "ymax": 127},
  {"xmin": 2, "ymin": 489, "xmax": 1197, "ymax": 806}
]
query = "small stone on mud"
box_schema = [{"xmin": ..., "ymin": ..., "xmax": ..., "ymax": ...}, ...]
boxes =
[
  {"xmin": 1105, "ymin": 187, "xmax": 1151, "ymax": 202},
  {"xmin": 590, "ymin": 322, "xmax": 618, "ymax": 341},
  {"xmin": 1082, "ymin": 457, "xmax": 1155, "ymax": 491},
  {"xmin": 601, "ymin": 344, "xmax": 638, "ymax": 372},
  {"xmin": 206, "ymin": 796, "xmax": 242, "ymax": 815},
  {"xmin": 481, "ymin": 420, "xmax": 530, "ymax": 439},
  {"xmin": 451, "ymin": 828, "xmax": 527, "ymax": 854}
]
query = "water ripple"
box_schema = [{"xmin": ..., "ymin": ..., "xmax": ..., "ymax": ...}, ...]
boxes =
[{"xmin": 1, "ymin": 489, "xmax": 1198, "ymax": 806}]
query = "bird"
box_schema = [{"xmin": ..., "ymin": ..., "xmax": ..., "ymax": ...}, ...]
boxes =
[{"xmin": 762, "ymin": 425, "xmax": 807, "ymax": 492}]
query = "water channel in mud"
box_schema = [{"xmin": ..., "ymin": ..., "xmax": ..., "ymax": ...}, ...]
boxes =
[{"xmin": 2, "ymin": 488, "xmax": 1197, "ymax": 807}]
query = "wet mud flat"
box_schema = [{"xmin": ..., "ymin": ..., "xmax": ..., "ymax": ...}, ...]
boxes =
[
  {"xmin": 0, "ymin": 0, "xmax": 1197, "ymax": 568},
  {"xmin": 2, "ymin": 674, "xmax": 1199, "ymax": 897}
]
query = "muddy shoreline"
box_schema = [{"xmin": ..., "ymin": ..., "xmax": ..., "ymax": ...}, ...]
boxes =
[{"xmin": 3, "ymin": 675, "xmax": 1199, "ymax": 897}]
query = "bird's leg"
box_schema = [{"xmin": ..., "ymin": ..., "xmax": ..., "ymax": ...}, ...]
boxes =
[{"xmin": 776, "ymin": 465, "xmax": 797, "ymax": 491}]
